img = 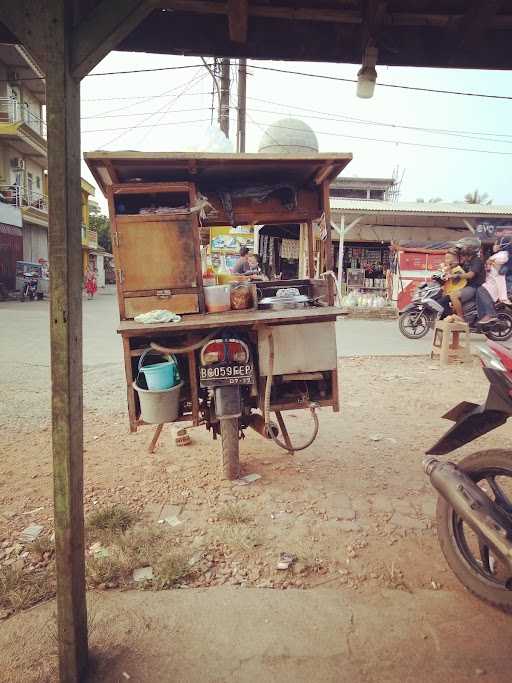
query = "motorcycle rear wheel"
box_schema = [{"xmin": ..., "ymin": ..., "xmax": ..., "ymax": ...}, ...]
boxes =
[
  {"xmin": 398, "ymin": 310, "xmax": 432, "ymax": 339},
  {"xmin": 436, "ymin": 449, "xmax": 512, "ymax": 612}
]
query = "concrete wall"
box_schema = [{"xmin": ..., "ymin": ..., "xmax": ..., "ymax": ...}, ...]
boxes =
[
  {"xmin": 23, "ymin": 221, "xmax": 48, "ymax": 263},
  {"xmin": 25, "ymin": 158, "xmax": 45, "ymax": 196},
  {"xmin": 0, "ymin": 201, "xmax": 22, "ymax": 227}
]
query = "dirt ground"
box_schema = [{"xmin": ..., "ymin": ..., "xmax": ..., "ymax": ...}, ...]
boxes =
[{"xmin": 1, "ymin": 354, "xmax": 511, "ymax": 681}]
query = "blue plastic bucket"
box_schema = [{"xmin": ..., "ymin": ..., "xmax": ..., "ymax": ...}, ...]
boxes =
[{"xmin": 137, "ymin": 349, "xmax": 180, "ymax": 391}]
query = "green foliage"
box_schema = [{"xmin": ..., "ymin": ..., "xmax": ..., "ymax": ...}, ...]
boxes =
[
  {"xmin": 464, "ymin": 189, "xmax": 492, "ymax": 205},
  {"xmin": 89, "ymin": 207, "xmax": 112, "ymax": 253}
]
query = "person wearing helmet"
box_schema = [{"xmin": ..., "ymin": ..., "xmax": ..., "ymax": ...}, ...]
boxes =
[{"xmin": 450, "ymin": 242, "xmax": 497, "ymax": 324}]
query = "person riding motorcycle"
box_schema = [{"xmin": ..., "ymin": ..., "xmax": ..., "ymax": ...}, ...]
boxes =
[{"xmin": 446, "ymin": 238, "xmax": 497, "ymax": 325}]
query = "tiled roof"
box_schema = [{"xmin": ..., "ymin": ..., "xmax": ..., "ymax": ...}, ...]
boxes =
[{"xmin": 330, "ymin": 199, "xmax": 512, "ymax": 217}]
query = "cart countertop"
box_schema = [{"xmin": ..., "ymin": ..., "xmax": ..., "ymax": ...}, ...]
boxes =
[{"xmin": 117, "ymin": 306, "xmax": 343, "ymax": 336}]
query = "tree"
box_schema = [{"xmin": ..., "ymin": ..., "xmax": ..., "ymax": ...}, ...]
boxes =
[
  {"xmin": 89, "ymin": 202, "xmax": 112, "ymax": 252},
  {"xmin": 464, "ymin": 189, "xmax": 492, "ymax": 205}
]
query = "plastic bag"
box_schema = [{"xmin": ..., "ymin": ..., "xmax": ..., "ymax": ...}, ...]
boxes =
[{"xmin": 195, "ymin": 125, "xmax": 234, "ymax": 153}]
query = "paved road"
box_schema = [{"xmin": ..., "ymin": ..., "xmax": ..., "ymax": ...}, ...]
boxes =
[{"xmin": 1, "ymin": 291, "xmax": 435, "ymax": 369}]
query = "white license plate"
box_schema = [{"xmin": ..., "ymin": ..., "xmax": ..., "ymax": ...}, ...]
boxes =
[{"xmin": 200, "ymin": 363, "xmax": 254, "ymax": 386}]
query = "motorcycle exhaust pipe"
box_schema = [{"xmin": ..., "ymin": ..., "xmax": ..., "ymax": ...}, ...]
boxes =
[
  {"xmin": 424, "ymin": 457, "xmax": 512, "ymax": 571},
  {"xmin": 248, "ymin": 413, "xmax": 279, "ymax": 439}
]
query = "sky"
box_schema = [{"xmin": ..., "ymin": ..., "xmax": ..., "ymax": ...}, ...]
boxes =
[{"xmin": 79, "ymin": 51, "xmax": 512, "ymax": 212}]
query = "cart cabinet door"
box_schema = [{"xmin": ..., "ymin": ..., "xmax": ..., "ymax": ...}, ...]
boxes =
[{"xmin": 116, "ymin": 218, "xmax": 197, "ymax": 291}]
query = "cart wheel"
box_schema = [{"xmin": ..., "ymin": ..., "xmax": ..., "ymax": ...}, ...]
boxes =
[{"xmin": 220, "ymin": 417, "xmax": 240, "ymax": 480}]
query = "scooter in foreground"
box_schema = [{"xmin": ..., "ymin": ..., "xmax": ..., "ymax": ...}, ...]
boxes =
[{"xmin": 425, "ymin": 340, "xmax": 512, "ymax": 611}]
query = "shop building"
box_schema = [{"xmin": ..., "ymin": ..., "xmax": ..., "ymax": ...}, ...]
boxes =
[
  {"xmin": 0, "ymin": 42, "xmax": 48, "ymax": 268},
  {"xmin": 330, "ymin": 199, "xmax": 512, "ymax": 306}
]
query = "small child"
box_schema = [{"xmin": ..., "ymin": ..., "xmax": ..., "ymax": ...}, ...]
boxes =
[{"xmin": 440, "ymin": 251, "xmax": 467, "ymax": 320}]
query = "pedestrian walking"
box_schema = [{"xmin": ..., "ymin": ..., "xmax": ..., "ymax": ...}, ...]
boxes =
[{"xmin": 84, "ymin": 267, "xmax": 97, "ymax": 299}]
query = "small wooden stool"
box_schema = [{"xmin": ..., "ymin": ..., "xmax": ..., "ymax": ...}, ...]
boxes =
[{"xmin": 431, "ymin": 317, "xmax": 472, "ymax": 365}]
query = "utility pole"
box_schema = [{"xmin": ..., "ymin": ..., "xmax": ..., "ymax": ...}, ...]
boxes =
[
  {"xmin": 237, "ymin": 58, "xmax": 247, "ymax": 152},
  {"xmin": 219, "ymin": 57, "xmax": 230, "ymax": 138}
]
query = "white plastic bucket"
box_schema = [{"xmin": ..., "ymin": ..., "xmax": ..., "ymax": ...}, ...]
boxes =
[{"xmin": 133, "ymin": 381, "xmax": 183, "ymax": 424}]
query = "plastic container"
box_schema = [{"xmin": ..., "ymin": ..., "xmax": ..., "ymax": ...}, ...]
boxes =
[
  {"xmin": 137, "ymin": 349, "xmax": 180, "ymax": 390},
  {"xmin": 204, "ymin": 284, "xmax": 231, "ymax": 313},
  {"xmin": 133, "ymin": 381, "xmax": 183, "ymax": 424}
]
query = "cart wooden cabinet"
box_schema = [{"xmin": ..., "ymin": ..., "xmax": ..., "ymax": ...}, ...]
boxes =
[{"xmin": 108, "ymin": 181, "xmax": 204, "ymax": 319}]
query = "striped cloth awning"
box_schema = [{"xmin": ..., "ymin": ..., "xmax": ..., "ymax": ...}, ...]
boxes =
[{"xmin": 0, "ymin": 222, "xmax": 22, "ymax": 237}]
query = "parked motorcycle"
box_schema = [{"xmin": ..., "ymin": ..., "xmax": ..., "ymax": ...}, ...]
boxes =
[
  {"xmin": 20, "ymin": 272, "xmax": 43, "ymax": 301},
  {"xmin": 199, "ymin": 333, "xmax": 256, "ymax": 479},
  {"xmin": 425, "ymin": 340, "xmax": 512, "ymax": 611},
  {"xmin": 399, "ymin": 274, "xmax": 512, "ymax": 342}
]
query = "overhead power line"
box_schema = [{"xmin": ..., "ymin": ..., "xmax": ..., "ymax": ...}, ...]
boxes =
[
  {"xmin": 6, "ymin": 61, "xmax": 512, "ymax": 101},
  {"xmin": 248, "ymin": 64, "xmax": 512, "ymax": 101},
  {"xmin": 82, "ymin": 118, "xmax": 211, "ymax": 134}
]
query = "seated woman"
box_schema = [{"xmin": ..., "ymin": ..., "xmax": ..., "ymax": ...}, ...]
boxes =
[
  {"xmin": 244, "ymin": 253, "xmax": 267, "ymax": 281},
  {"xmin": 483, "ymin": 238, "xmax": 512, "ymax": 306}
]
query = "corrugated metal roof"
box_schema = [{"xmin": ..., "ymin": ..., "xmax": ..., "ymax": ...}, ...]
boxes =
[{"xmin": 330, "ymin": 199, "xmax": 512, "ymax": 217}]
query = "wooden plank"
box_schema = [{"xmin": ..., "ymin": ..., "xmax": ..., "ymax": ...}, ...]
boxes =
[
  {"xmin": 118, "ymin": 306, "xmax": 342, "ymax": 336},
  {"xmin": 188, "ymin": 183, "xmax": 206, "ymax": 314},
  {"xmin": 0, "ymin": 1, "xmax": 48, "ymax": 70},
  {"xmin": 123, "ymin": 337, "xmax": 138, "ymax": 432},
  {"xmin": 148, "ymin": 423, "xmax": 164, "ymax": 453},
  {"xmin": 269, "ymin": 399, "xmax": 335, "ymax": 412},
  {"xmin": 116, "ymin": 218, "xmax": 197, "ymax": 290},
  {"xmin": 107, "ymin": 187, "xmax": 127, "ymax": 319},
  {"xmin": 331, "ymin": 365, "xmax": 340, "ymax": 413},
  {"xmin": 124, "ymin": 293, "xmax": 199, "ymax": 318},
  {"xmin": 187, "ymin": 337, "xmax": 200, "ymax": 426},
  {"xmin": 45, "ymin": 2, "xmax": 88, "ymax": 679},
  {"xmin": 275, "ymin": 411, "xmax": 294, "ymax": 453},
  {"xmin": 307, "ymin": 220, "xmax": 315, "ymax": 278},
  {"xmin": 123, "ymin": 287, "xmax": 200, "ymax": 297},
  {"xmin": 112, "ymin": 181, "xmax": 193, "ymax": 195},
  {"xmin": 72, "ymin": 0, "xmax": 153, "ymax": 80},
  {"xmin": 321, "ymin": 180, "xmax": 333, "ymax": 273},
  {"xmin": 228, "ymin": 0, "xmax": 248, "ymax": 42}
]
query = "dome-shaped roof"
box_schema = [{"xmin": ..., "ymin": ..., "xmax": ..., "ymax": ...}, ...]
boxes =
[{"xmin": 258, "ymin": 118, "xmax": 319, "ymax": 154}]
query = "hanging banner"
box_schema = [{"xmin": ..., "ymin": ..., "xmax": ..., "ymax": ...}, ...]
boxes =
[{"xmin": 210, "ymin": 226, "xmax": 254, "ymax": 254}]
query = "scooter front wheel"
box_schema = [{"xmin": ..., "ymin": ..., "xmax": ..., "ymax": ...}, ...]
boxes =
[
  {"xmin": 436, "ymin": 449, "xmax": 512, "ymax": 612},
  {"xmin": 398, "ymin": 310, "xmax": 431, "ymax": 339}
]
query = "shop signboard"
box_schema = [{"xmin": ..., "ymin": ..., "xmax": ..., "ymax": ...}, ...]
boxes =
[
  {"xmin": 399, "ymin": 251, "xmax": 445, "ymax": 272},
  {"xmin": 210, "ymin": 226, "xmax": 254, "ymax": 254},
  {"xmin": 475, "ymin": 220, "xmax": 512, "ymax": 241}
]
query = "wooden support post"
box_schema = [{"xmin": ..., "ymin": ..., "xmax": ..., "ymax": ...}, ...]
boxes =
[
  {"xmin": 148, "ymin": 423, "xmax": 164, "ymax": 454},
  {"xmin": 322, "ymin": 180, "xmax": 333, "ymax": 272},
  {"xmin": 123, "ymin": 337, "xmax": 138, "ymax": 432},
  {"xmin": 307, "ymin": 220, "xmax": 315, "ymax": 279},
  {"xmin": 46, "ymin": 2, "xmax": 88, "ymax": 680},
  {"xmin": 337, "ymin": 214, "xmax": 345, "ymax": 303}
]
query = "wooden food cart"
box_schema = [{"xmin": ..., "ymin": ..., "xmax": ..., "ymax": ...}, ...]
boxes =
[{"xmin": 85, "ymin": 151, "xmax": 352, "ymax": 478}]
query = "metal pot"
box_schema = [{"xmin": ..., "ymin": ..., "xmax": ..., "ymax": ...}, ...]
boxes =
[{"xmin": 258, "ymin": 294, "xmax": 311, "ymax": 311}]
